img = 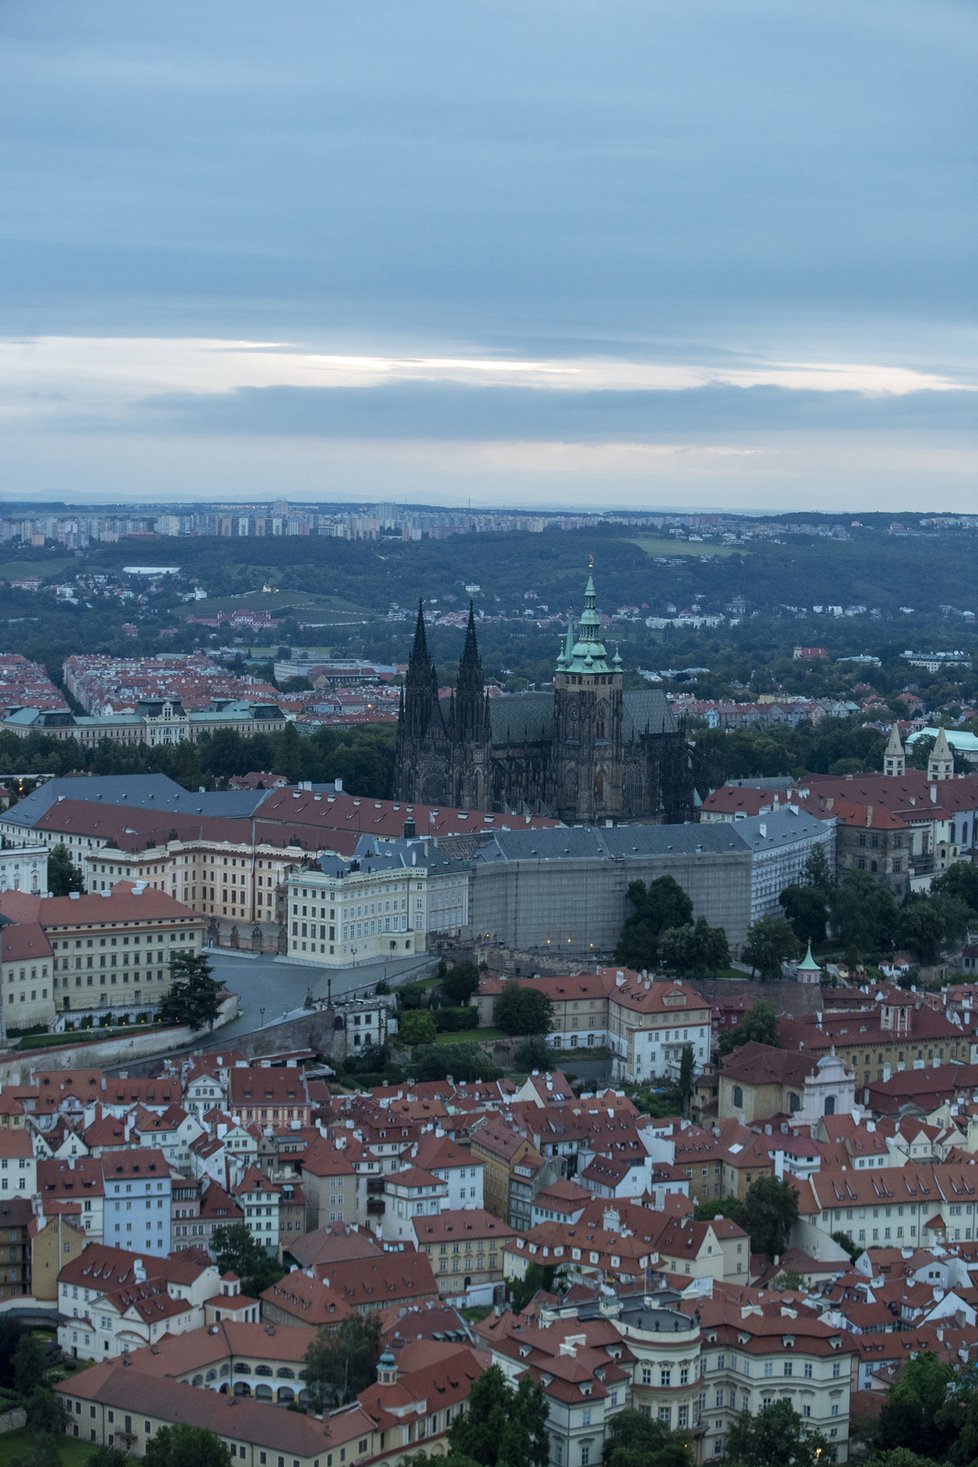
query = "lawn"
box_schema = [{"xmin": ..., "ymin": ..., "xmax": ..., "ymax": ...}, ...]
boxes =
[
  {"xmin": 628, "ymin": 536, "xmax": 739, "ymax": 559},
  {"xmin": 0, "ymin": 1429, "xmax": 93, "ymax": 1467},
  {"xmin": 182, "ymin": 589, "xmax": 373, "ymax": 621},
  {"xmin": 431, "ymin": 1027, "xmax": 503, "ymax": 1047},
  {"xmin": 0, "ymin": 559, "xmax": 76, "ymax": 583}
]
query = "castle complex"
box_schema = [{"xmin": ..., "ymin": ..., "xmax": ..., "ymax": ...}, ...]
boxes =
[{"xmin": 394, "ymin": 570, "xmax": 692, "ymax": 823}]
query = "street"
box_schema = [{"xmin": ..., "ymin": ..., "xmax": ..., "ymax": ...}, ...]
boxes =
[{"xmin": 203, "ymin": 947, "xmax": 434, "ymax": 1043}]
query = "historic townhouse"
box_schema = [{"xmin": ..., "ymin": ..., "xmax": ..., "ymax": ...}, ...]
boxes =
[
  {"xmin": 0, "ymin": 883, "xmax": 204, "ymax": 1026},
  {"xmin": 698, "ymin": 1294, "xmax": 854, "ymax": 1461}
]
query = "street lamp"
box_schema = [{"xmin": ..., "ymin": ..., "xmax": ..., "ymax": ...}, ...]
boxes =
[{"xmin": 259, "ymin": 1007, "xmax": 265, "ymax": 1029}]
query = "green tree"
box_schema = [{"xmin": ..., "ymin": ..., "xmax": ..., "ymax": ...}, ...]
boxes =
[
  {"xmin": 718, "ymin": 1000, "xmax": 779, "ymax": 1055},
  {"xmin": 676, "ymin": 1044, "xmax": 696, "ymax": 1118},
  {"xmin": 509, "ymin": 1261, "xmax": 559, "ymax": 1311},
  {"xmin": 440, "ymin": 960, "xmax": 481, "ymax": 1006},
  {"xmin": 877, "ymin": 1351, "xmax": 957, "ymax": 1460},
  {"xmin": 660, "ymin": 918, "xmax": 730, "ymax": 978},
  {"xmin": 895, "ymin": 895, "xmax": 947, "ymax": 965},
  {"xmin": 603, "ymin": 1409, "xmax": 692, "ymax": 1467},
  {"xmin": 741, "ymin": 915, "xmax": 798, "ymax": 980},
  {"xmin": 831, "ymin": 871, "xmax": 897, "ymax": 954},
  {"xmin": 47, "ymin": 842, "xmax": 84, "ymax": 896},
  {"xmin": 832, "ymin": 1230, "xmax": 861, "ymax": 1262},
  {"xmin": 24, "ymin": 1387, "xmax": 66, "ymax": 1436},
  {"xmin": 13, "ymin": 1332, "xmax": 47, "ymax": 1398},
  {"xmin": 398, "ymin": 1010, "xmax": 438, "ymax": 1046},
  {"xmin": 406, "ymin": 1455, "xmax": 481, "ymax": 1467},
  {"xmin": 723, "ymin": 1401, "xmax": 830, "ymax": 1467},
  {"xmin": 449, "ymin": 1364, "xmax": 549, "ymax": 1467},
  {"xmin": 615, "ymin": 877, "xmax": 694, "ymax": 970},
  {"xmin": 802, "ymin": 845, "xmax": 834, "ymax": 896},
  {"xmin": 86, "ymin": 1450, "xmax": 132, "ymax": 1467},
  {"xmin": 693, "ymin": 1197, "xmax": 745, "ymax": 1225},
  {"xmin": 303, "ymin": 1313, "xmax": 381, "ymax": 1409},
  {"xmin": 412, "ymin": 1043, "xmax": 501, "ymax": 1082},
  {"xmin": 143, "ymin": 1425, "xmax": 233, "ymax": 1467},
  {"xmin": 778, "ymin": 884, "xmax": 829, "ymax": 946},
  {"xmin": 494, "ymin": 982, "xmax": 554, "ymax": 1037},
  {"xmin": 512, "ymin": 1035, "xmax": 556, "ymax": 1072},
  {"xmin": 158, "ymin": 950, "xmax": 223, "ymax": 1030},
  {"xmin": 742, "ymin": 1176, "xmax": 799, "ymax": 1260},
  {"xmin": 211, "ymin": 1222, "xmax": 284, "ymax": 1293},
  {"xmin": 862, "ymin": 1452, "xmax": 943, "ymax": 1467},
  {"xmin": 932, "ymin": 861, "xmax": 978, "ymax": 914},
  {"xmin": 12, "ymin": 1438, "xmax": 61, "ymax": 1467}
]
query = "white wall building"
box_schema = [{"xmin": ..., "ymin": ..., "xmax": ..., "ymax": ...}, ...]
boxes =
[{"xmin": 285, "ymin": 837, "xmax": 468, "ymax": 968}]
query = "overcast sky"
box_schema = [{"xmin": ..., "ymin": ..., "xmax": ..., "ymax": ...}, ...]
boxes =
[{"xmin": 1, "ymin": 1, "xmax": 975, "ymax": 513}]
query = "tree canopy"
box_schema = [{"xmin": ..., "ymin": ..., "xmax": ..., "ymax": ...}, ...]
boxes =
[
  {"xmin": 47, "ymin": 842, "xmax": 84, "ymax": 896},
  {"xmin": 493, "ymin": 982, "xmax": 554, "ymax": 1037},
  {"xmin": 448, "ymin": 1364, "xmax": 549, "ymax": 1467},
  {"xmin": 210, "ymin": 1222, "xmax": 283, "ymax": 1297},
  {"xmin": 742, "ymin": 1176, "xmax": 799, "ymax": 1260},
  {"xmin": 724, "ymin": 1401, "xmax": 830, "ymax": 1467},
  {"xmin": 158, "ymin": 951, "xmax": 223, "ymax": 1030},
  {"xmin": 615, "ymin": 877, "xmax": 694, "ymax": 970},
  {"xmin": 143, "ymin": 1426, "xmax": 232, "ymax": 1467},
  {"xmin": 303, "ymin": 1314, "xmax": 381, "ymax": 1409},
  {"xmin": 740, "ymin": 914, "xmax": 798, "ymax": 980},
  {"xmin": 717, "ymin": 1000, "xmax": 779, "ymax": 1055},
  {"xmin": 602, "ymin": 1409, "xmax": 692, "ymax": 1467}
]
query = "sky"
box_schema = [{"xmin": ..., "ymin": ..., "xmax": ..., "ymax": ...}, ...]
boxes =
[{"xmin": 1, "ymin": 1, "xmax": 976, "ymax": 514}]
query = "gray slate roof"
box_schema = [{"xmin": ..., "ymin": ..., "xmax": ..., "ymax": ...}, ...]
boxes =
[
  {"xmin": 486, "ymin": 688, "xmax": 675, "ymax": 746},
  {"xmin": 470, "ymin": 805, "xmax": 833, "ymax": 865},
  {"xmin": 3, "ymin": 774, "xmax": 270, "ymax": 828}
]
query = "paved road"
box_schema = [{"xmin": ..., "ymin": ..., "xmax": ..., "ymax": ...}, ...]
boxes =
[{"xmin": 203, "ymin": 948, "xmax": 434, "ymax": 1043}]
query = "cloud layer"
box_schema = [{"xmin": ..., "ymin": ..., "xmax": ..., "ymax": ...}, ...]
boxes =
[{"xmin": 0, "ymin": 1, "xmax": 975, "ymax": 507}]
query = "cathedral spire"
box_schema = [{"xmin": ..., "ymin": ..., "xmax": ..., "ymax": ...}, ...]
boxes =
[
  {"xmin": 453, "ymin": 601, "xmax": 486, "ymax": 744},
  {"xmin": 399, "ymin": 599, "xmax": 443, "ymax": 743},
  {"xmin": 460, "ymin": 601, "xmax": 480, "ymax": 670},
  {"xmin": 410, "ymin": 599, "xmax": 430, "ymax": 662}
]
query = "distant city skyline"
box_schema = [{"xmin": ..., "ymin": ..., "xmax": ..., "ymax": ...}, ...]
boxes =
[{"xmin": 1, "ymin": 2, "xmax": 975, "ymax": 512}]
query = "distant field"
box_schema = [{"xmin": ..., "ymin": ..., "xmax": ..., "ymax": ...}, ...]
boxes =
[
  {"xmin": 183, "ymin": 590, "xmax": 374, "ymax": 621},
  {"xmin": 629, "ymin": 536, "xmax": 740, "ymax": 559},
  {"xmin": 0, "ymin": 558, "xmax": 75, "ymax": 581}
]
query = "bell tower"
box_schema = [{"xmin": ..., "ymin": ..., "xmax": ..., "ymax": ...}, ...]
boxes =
[{"xmin": 552, "ymin": 564, "xmax": 623, "ymax": 822}]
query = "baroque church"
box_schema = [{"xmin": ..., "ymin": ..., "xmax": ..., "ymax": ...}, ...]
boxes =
[{"xmin": 394, "ymin": 570, "xmax": 693, "ymax": 824}]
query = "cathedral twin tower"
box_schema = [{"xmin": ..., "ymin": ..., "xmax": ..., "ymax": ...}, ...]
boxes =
[{"xmin": 394, "ymin": 570, "xmax": 692, "ymax": 825}]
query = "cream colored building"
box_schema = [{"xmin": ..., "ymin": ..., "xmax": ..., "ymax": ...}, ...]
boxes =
[
  {"xmin": 0, "ymin": 845, "xmax": 48, "ymax": 895},
  {"xmin": 286, "ymin": 838, "xmax": 469, "ymax": 968},
  {"xmin": 0, "ymin": 882, "xmax": 205, "ymax": 1027}
]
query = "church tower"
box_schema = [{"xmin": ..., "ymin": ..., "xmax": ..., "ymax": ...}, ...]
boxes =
[
  {"xmin": 928, "ymin": 725, "xmax": 954, "ymax": 782},
  {"xmin": 883, "ymin": 723, "xmax": 905, "ymax": 778},
  {"xmin": 393, "ymin": 602, "xmax": 450, "ymax": 804},
  {"xmin": 552, "ymin": 566, "xmax": 624, "ymax": 822},
  {"xmin": 448, "ymin": 603, "xmax": 492, "ymax": 808}
]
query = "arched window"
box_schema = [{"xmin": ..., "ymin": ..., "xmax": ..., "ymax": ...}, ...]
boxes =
[
  {"xmin": 732, "ymin": 1085, "xmax": 743, "ymax": 1109},
  {"xmin": 788, "ymin": 1093, "xmax": 801, "ymax": 1113},
  {"xmin": 824, "ymin": 1095, "xmax": 836, "ymax": 1116}
]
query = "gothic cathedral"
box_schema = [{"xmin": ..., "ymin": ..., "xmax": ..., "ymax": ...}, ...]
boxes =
[{"xmin": 394, "ymin": 570, "xmax": 692, "ymax": 824}]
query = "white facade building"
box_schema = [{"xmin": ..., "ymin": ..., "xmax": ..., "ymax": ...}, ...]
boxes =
[{"xmin": 286, "ymin": 837, "xmax": 468, "ymax": 968}]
